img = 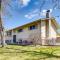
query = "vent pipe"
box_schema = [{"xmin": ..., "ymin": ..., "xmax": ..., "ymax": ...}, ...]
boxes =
[{"xmin": 46, "ymin": 10, "xmax": 50, "ymax": 18}]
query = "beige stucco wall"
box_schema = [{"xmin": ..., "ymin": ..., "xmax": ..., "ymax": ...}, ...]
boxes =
[
  {"xmin": 7, "ymin": 20, "xmax": 46, "ymax": 45},
  {"xmin": 5, "ymin": 21, "xmax": 42, "ymax": 45},
  {"xmin": 5, "ymin": 36, "xmax": 13, "ymax": 43},
  {"xmin": 49, "ymin": 21, "xmax": 57, "ymax": 45},
  {"xmin": 56, "ymin": 37, "xmax": 60, "ymax": 44},
  {"xmin": 50, "ymin": 22, "xmax": 57, "ymax": 38},
  {"xmin": 45, "ymin": 20, "xmax": 57, "ymax": 45},
  {"xmin": 5, "ymin": 20, "xmax": 57, "ymax": 45},
  {"xmin": 15, "ymin": 22, "xmax": 42, "ymax": 44},
  {"xmin": 41, "ymin": 20, "xmax": 46, "ymax": 45}
]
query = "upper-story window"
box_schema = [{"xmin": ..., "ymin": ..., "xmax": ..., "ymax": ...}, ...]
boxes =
[
  {"xmin": 6, "ymin": 31, "xmax": 12, "ymax": 36},
  {"xmin": 29, "ymin": 25, "xmax": 36, "ymax": 30},
  {"xmin": 18, "ymin": 29, "xmax": 23, "ymax": 32}
]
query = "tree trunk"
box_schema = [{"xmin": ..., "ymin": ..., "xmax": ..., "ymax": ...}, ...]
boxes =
[
  {"xmin": 0, "ymin": 0, "xmax": 5, "ymax": 47},
  {"xmin": 0, "ymin": 16, "xmax": 5, "ymax": 47},
  {"xmin": 1, "ymin": 28, "xmax": 5, "ymax": 47}
]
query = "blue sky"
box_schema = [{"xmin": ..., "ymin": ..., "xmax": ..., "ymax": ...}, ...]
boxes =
[{"xmin": 2, "ymin": 0, "xmax": 60, "ymax": 30}]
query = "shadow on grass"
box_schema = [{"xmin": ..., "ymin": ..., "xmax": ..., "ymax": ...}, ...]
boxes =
[
  {"xmin": 0, "ymin": 46, "xmax": 60, "ymax": 60},
  {"xmin": 20, "ymin": 50, "xmax": 60, "ymax": 59}
]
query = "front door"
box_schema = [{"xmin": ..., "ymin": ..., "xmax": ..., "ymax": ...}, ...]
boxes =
[{"xmin": 13, "ymin": 35, "xmax": 16, "ymax": 43}]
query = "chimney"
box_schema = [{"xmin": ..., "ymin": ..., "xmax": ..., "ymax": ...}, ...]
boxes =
[{"xmin": 46, "ymin": 10, "xmax": 50, "ymax": 18}]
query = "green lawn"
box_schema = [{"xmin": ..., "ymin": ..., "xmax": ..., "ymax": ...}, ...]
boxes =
[{"xmin": 0, "ymin": 45, "xmax": 60, "ymax": 60}]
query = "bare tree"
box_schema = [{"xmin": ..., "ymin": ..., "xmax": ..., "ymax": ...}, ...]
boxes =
[
  {"xmin": 0, "ymin": 18, "xmax": 5, "ymax": 47},
  {"xmin": 0, "ymin": 0, "xmax": 5, "ymax": 47},
  {"xmin": 0, "ymin": 0, "xmax": 10, "ymax": 47},
  {"xmin": 0, "ymin": 0, "xmax": 23, "ymax": 47}
]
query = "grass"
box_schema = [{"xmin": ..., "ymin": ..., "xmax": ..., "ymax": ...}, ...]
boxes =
[{"xmin": 0, "ymin": 45, "xmax": 60, "ymax": 60}]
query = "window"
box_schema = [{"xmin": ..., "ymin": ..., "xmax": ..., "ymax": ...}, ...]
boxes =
[
  {"xmin": 6, "ymin": 31, "xmax": 12, "ymax": 36},
  {"xmin": 29, "ymin": 25, "xmax": 36, "ymax": 30},
  {"xmin": 18, "ymin": 29, "xmax": 23, "ymax": 32}
]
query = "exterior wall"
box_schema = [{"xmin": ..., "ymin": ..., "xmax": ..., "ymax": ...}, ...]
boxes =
[
  {"xmin": 45, "ymin": 20, "xmax": 57, "ymax": 45},
  {"xmin": 5, "ymin": 36, "xmax": 13, "ymax": 43},
  {"xmin": 56, "ymin": 36, "xmax": 60, "ymax": 45},
  {"xmin": 5, "ymin": 19, "xmax": 57, "ymax": 45},
  {"xmin": 14, "ymin": 22, "xmax": 42, "ymax": 45},
  {"xmin": 44, "ymin": 20, "xmax": 57, "ymax": 45},
  {"xmin": 5, "ymin": 30, "xmax": 13, "ymax": 44},
  {"xmin": 5, "ymin": 21, "xmax": 42, "ymax": 45},
  {"xmin": 41, "ymin": 20, "xmax": 46, "ymax": 45},
  {"xmin": 50, "ymin": 22, "xmax": 57, "ymax": 38},
  {"xmin": 6, "ymin": 20, "xmax": 46, "ymax": 45},
  {"xmin": 50, "ymin": 21, "xmax": 57, "ymax": 45}
]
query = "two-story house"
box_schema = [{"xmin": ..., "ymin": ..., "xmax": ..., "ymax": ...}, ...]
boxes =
[{"xmin": 5, "ymin": 17, "xmax": 59, "ymax": 45}]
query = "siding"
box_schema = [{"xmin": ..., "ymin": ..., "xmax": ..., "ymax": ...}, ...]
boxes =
[
  {"xmin": 45, "ymin": 20, "xmax": 57, "ymax": 45},
  {"xmin": 41, "ymin": 20, "xmax": 46, "ymax": 45},
  {"xmin": 16, "ymin": 22, "xmax": 42, "ymax": 44},
  {"xmin": 56, "ymin": 37, "xmax": 60, "ymax": 45},
  {"xmin": 5, "ymin": 19, "xmax": 58, "ymax": 45}
]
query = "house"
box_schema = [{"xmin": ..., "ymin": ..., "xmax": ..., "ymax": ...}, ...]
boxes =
[
  {"xmin": 4, "ymin": 10, "xmax": 60, "ymax": 45},
  {"xmin": 5, "ymin": 17, "xmax": 59, "ymax": 45}
]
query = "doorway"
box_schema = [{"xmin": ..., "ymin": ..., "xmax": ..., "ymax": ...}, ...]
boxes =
[{"xmin": 13, "ymin": 35, "xmax": 16, "ymax": 43}]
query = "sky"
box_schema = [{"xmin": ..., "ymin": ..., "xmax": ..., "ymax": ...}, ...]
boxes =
[{"xmin": 2, "ymin": 0, "xmax": 60, "ymax": 30}]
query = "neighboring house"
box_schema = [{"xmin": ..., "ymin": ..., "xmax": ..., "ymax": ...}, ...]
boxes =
[{"xmin": 5, "ymin": 18, "xmax": 59, "ymax": 45}]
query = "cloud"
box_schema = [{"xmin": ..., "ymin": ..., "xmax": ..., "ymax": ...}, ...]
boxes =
[
  {"xmin": 40, "ymin": 9, "xmax": 46, "ymax": 16},
  {"xmin": 25, "ymin": 15, "xmax": 31, "ymax": 19},
  {"xmin": 42, "ymin": 10, "xmax": 46, "ymax": 12},
  {"xmin": 25, "ymin": 9, "xmax": 39, "ymax": 19},
  {"xmin": 25, "ymin": 13, "xmax": 38, "ymax": 19},
  {"xmin": 20, "ymin": 0, "xmax": 31, "ymax": 7},
  {"xmin": 50, "ymin": 9, "xmax": 52, "ymax": 13},
  {"xmin": 25, "ymin": 9, "xmax": 53, "ymax": 19}
]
